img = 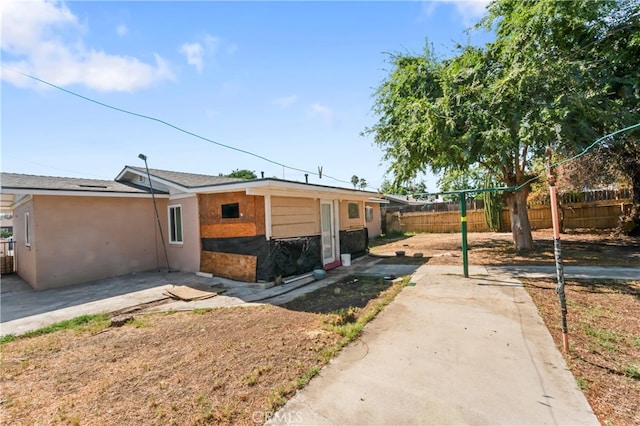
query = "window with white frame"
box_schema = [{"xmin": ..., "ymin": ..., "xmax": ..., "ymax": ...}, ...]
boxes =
[
  {"xmin": 25, "ymin": 212, "xmax": 31, "ymax": 247},
  {"xmin": 365, "ymin": 206, "xmax": 374, "ymax": 222},
  {"xmin": 168, "ymin": 205, "xmax": 183, "ymax": 244}
]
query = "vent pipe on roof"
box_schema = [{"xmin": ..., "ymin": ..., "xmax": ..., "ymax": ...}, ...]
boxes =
[
  {"xmin": 261, "ymin": 171, "xmax": 264, "ymax": 178},
  {"xmin": 305, "ymin": 174, "xmax": 309, "ymax": 183}
]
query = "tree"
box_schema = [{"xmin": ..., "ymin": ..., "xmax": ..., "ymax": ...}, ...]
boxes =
[
  {"xmin": 226, "ymin": 169, "xmax": 257, "ymax": 179},
  {"xmin": 379, "ymin": 179, "xmax": 427, "ymax": 196},
  {"xmin": 365, "ymin": 0, "xmax": 639, "ymax": 248},
  {"xmin": 358, "ymin": 178, "xmax": 368, "ymax": 190},
  {"xmin": 437, "ymin": 168, "xmax": 484, "ymax": 201},
  {"xmin": 351, "ymin": 175, "xmax": 359, "ymax": 189}
]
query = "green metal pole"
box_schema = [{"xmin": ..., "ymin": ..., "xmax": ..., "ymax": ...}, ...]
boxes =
[{"xmin": 460, "ymin": 193, "xmax": 469, "ymax": 278}]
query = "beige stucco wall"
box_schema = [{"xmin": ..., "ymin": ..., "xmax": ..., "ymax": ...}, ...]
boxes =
[
  {"xmin": 365, "ymin": 202, "xmax": 383, "ymax": 238},
  {"xmin": 18, "ymin": 195, "xmax": 168, "ymax": 290},
  {"xmin": 166, "ymin": 195, "xmax": 200, "ymax": 273},
  {"xmin": 271, "ymin": 196, "xmax": 320, "ymax": 238}
]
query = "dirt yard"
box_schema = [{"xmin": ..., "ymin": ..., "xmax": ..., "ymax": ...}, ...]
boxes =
[
  {"xmin": 1, "ymin": 230, "xmax": 638, "ymax": 425},
  {"xmin": 370, "ymin": 229, "xmax": 640, "ymax": 267},
  {"xmin": 0, "ymin": 276, "xmax": 403, "ymax": 425}
]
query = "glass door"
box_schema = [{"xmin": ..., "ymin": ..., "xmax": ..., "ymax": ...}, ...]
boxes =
[{"xmin": 320, "ymin": 200, "xmax": 335, "ymax": 265}]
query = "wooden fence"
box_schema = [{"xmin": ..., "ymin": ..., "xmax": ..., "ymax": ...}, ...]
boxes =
[{"xmin": 385, "ymin": 199, "xmax": 633, "ymax": 234}]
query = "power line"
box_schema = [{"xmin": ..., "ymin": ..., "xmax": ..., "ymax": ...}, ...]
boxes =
[{"xmin": 3, "ymin": 66, "xmax": 353, "ymax": 186}]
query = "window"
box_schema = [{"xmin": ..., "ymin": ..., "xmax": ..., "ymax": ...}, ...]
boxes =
[
  {"xmin": 25, "ymin": 212, "xmax": 31, "ymax": 247},
  {"xmin": 168, "ymin": 205, "xmax": 183, "ymax": 244},
  {"xmin": 348, "ymin": 202, "xmax": 360, "ymax": 219},
  {"xmin": 222, "ymin": 203, "xmax": 240, "ymax": 219},
  {"xmin": 365, "ymin": 206, "xmax": 374, "ymax": 222}
]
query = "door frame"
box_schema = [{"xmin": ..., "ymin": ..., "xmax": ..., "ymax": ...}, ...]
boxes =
[{"xmin": 320, "ymin": 199, "xmax": 339, "ymax": 265}]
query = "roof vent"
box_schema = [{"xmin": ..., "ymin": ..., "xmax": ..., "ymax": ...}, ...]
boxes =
[{"xmin": 78, "ymin": 184, "xmax": 108, "ymax": 189}]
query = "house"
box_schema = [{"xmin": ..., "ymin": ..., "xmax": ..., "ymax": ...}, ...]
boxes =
[{"xmin": 1, "ymin": 168, "xmax": 384, "ymax": 289}]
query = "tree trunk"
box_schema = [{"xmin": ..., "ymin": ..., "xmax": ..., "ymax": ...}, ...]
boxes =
[
  {"xmin": 620, "ymin": 174, "xmax": 640, "ymax": 236},
  {"xmin": 505, "ymin": 189, "xmax": 534, "ymax": 250}
]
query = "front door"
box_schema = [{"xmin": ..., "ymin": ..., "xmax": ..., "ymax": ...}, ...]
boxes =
[{"xmin": 320, "ymin": 200, "xmax": 335, "ymax": 265}]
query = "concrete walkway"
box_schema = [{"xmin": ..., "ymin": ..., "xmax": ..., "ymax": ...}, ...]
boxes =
[
  {"xmin": 268, "ymin": 265, "xmax": 599, "ymax": 425},
  {"xmin": 489, "ymin": 265, "xmax": 639, "ymax": 280}
]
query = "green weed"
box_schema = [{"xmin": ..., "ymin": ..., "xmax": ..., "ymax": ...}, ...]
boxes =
[{"xmin": 1, "ymin": 314, "xmax": 110, "ymax": 345}]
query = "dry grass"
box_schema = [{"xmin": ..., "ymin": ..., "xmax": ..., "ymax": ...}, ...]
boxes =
[
  {"xmin": 0, "ymin": 278, "xmax": 407, "ymax": 425},
  {"xmin": 524, "ymin": 278, "xmax": 640, "ymax": 425}
]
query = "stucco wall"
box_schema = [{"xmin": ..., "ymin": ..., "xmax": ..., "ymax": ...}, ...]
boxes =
[
  {"xmin": 23, "ymin": 195, "xmax": 167, "ymax": 290},
  {"xmin": 166, "ymin": 195, "xmax": 200, "ymax": 273},
  {"xmin": 271, "ymin": 196, "xmax": 320, "ymax": 238},
  {"xmin": 365, "ymin": 202, "xmax": 383, "ymax": 238}
]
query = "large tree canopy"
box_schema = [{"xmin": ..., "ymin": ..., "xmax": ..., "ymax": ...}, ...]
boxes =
[{"xmin": 365, "ymin": 0, "xmax": 640, "ymax": 248}]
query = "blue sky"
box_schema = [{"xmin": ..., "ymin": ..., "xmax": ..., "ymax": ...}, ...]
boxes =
[{"xmin": 1, "ymin": 1, "xmax": 492, "ymax": 191}]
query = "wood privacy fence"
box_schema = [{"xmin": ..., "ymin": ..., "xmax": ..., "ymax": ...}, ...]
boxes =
[{"xmin": 385, "ymin": 199, "xmax": 634, "ymax": 234}]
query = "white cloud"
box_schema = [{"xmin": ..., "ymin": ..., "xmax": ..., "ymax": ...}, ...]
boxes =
[
  {"xmin": 421, "ymin": 0, "xmax": 491, "ymax": 26},
  {"xmin": 273, "ymin": 95, "xmax": 298, "ymax": 108},
  {"xmin": 179, "ymin": 35, "xmax": 220, "ymax": 73},
  {"xmin": 179, "ymin": 42, "xmax": 204, "ymax": 73},
  {"xmin": 0, "ymin": 0, "xmax": 173, "ymax": 92},
  {"xmin": 308, "ymin": 103, "xmax": 334, "ymax": 126},
  {"xmin": 116, "ymin": 24, "xmax": 128, "ymax": 37},
  {"xmin": 452, "ymin": 0, "xmax": 491, "ymax": 26}
]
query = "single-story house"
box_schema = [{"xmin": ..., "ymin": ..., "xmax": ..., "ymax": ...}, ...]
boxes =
[{"xmin": 1, "ymin": 168, "xmax": 385, "ymax": 290}]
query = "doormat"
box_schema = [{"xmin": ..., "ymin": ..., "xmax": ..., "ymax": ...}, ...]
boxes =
[{"xmin": 163, "ymin": 285, "xmax": 218, "ymax": 301}]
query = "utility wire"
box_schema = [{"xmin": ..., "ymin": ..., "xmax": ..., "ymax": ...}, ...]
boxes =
[{"xmin": 4, "ymin": 67, "xmax": 353, "ymax": 186}]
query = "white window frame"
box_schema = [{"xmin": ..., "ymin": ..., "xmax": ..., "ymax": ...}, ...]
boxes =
[
  {"xmin": 168, "ymin": 204, "xmax": 183, "ymax": 245},
  {"xmin": 25, "ymin": 212, "xmax": 31, "ymax": 247},
  {"xmin": 365, "ymin": 205, "xmax": 374, "ymax": 223}
]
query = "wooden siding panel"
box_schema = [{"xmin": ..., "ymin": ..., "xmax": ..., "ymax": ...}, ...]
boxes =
[
  {"xmin": 200, "ymin": 223, "xmax": 257, "ymax": 239},
  {"xmin": 200, "ymin": 251, "xmax": 257, "ymax": 282},
  {"xmin": 272, "ymin": 223, "xmax": 320, "ymax": 238},
  {"xmin": 270, "ymin": 196, "xmax": 319, "ymax": 238}
]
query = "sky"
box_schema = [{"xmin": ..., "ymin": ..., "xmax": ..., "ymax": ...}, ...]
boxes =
[{"xmin": 1, "ymin": 0, "xmax": 493, "ymax": 192}]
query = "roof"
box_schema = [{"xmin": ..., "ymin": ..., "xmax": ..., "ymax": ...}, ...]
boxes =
[
  {"xmin": 1, "ymin": 172, "xmax": 157, "ymax": 194},
  {"xmin": 383, "ymin": 194, "xmax": 432, "ymax": 206},
  {"xmin": 1, "ymin": 168, "xmax": 384, "ymax": 211},
  {"xmin": 124, "ymin": 166, "xmax": 244, "ymax": 188},
  {"xmin": 116, "ymin": 166, "xmax": 383, "ymax": 201},
  {"xmin": 0, "ymin": 172, "xmax": 163, "ymax": 211}
]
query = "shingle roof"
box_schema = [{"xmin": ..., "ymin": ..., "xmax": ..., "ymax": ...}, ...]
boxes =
[
  {"xmin": 124, "ymin": 166, "xmax": 245, "ymax": 188},
  {"xmin": 1, "ymin": 172, "xmax": 158, "ymax": 194}
]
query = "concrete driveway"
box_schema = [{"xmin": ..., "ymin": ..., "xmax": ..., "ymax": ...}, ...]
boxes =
[{"xmin": 268, "ymin": 265, "xmax": 599, "ymax": 425}]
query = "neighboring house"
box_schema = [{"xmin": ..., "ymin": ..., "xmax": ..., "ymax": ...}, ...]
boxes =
[{"xmin": 1, "ymin": 168, "xmax": 384, "ymax": 289}]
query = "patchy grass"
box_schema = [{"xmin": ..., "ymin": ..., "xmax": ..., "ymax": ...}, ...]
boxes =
[
  {"xmin": 0, "ymin": 314, "xmax": 110, "ymax": 346},
  {"xmin": 523, "ymin": 278, "xmax": 640, "ymax": 425}
]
